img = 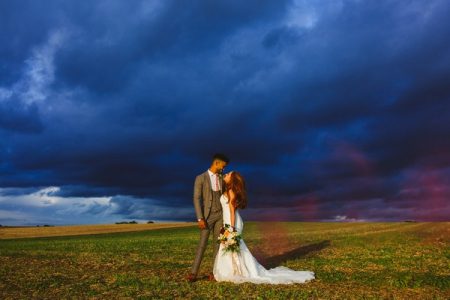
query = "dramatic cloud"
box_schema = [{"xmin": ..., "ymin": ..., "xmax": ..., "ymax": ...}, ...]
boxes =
[{"xmin": 1, "ymin": 0, "xmax": 449, "ymax": 225}]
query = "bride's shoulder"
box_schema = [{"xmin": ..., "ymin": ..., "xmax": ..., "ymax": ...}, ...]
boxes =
[
  {"xmin": 223, "ymin": 191, "xmax": 238, "ymax": 208},
  {"xmin": 221, "ymin": 192, "xmax": 231, "ymax": 204}
]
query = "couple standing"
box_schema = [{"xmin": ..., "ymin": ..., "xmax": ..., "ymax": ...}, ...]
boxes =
[{"xmin": 186, "ymin": 153, "xmax": 315, "ymax": 284}]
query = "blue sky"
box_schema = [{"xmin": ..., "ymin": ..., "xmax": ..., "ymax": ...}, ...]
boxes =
[{"xmin": 1, "ymin": 0, "xmax": 449, "ymax": 225}]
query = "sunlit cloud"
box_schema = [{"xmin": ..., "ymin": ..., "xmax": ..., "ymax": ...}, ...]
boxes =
[{"xmin": 0, "ymin": 185, "xmax": 194, "ymax": 225}]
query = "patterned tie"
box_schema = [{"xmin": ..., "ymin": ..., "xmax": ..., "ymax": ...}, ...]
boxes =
[{"xmin": 215, "ymin": 174, "xmax": 219, "ymax": 191}]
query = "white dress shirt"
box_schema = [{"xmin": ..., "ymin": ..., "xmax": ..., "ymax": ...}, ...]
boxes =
[{"xmin": 207, "ymin": 169, "xmax": 221, "ymax": 192}]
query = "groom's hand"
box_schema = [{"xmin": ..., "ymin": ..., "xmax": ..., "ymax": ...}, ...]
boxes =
[{"xmin": 198, "ymin": 218, "xmax": 207, "ymax": 229}]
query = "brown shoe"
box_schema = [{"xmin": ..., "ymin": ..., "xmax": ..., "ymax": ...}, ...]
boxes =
[
  {"xmin": 208, "ymin": 273, "xmax": 215, "ymax": 281},
  {"xmin": 186, "ymin": 273, "xmax": 197, "ymax": 282}
]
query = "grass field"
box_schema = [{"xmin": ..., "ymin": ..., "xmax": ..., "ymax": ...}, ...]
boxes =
[{"xmin": 0, "ymin": 222, "xmax": 448, "ymax": 299}]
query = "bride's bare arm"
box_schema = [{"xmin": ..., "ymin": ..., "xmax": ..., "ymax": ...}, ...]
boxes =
[{"xmin": 229, "ymin": 189, "xmax": 236, "ymax": 229}]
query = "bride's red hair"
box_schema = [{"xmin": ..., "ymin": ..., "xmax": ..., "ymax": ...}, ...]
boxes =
[{"xmin": 225, "ymin": 171, "xmax": 248, "ymax": 209}]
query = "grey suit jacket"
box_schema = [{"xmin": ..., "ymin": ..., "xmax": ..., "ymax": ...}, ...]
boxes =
[{"xmin": 193, "ymin": 170, "xmax": 224, "ymax": 220}]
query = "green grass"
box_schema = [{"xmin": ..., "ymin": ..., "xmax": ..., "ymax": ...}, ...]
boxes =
[{"xmin": 0, "ymin": 222, "xmax": 449, "ymax": 299}]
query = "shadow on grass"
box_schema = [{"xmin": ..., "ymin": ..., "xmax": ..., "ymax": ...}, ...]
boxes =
[{"xmin": 253, "ymin": 240, "xmax": 331, "ymax": 269}]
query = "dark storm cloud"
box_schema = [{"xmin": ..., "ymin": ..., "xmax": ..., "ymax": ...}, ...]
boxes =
[
  {"xmin": 54, "ymin": 0, "xmax": 291, "ymax": 94},
  {"xmin": 0, "ymin": 100, "xmax": 44, "ymax": 133},
  {"xmin": 1, "ymin": 0, "xmax": 449, "ymax": 224}
]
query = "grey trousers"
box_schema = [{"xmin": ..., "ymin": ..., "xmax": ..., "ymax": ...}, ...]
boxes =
[{"xmin": 191, "ymin": 209, "xmax": 223, "ymax": 275}]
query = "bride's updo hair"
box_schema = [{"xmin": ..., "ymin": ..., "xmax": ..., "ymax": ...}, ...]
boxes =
[{"xmin": 225, "ymin": 171, "xmax": 248, "ymax": 209}]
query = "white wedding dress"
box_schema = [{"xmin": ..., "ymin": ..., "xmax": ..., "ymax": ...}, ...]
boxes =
[{"xmin": 213, "ymin": 194, "xmax": 315, "ymax": 284}]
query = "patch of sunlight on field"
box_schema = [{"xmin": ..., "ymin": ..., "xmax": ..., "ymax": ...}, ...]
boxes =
[{"xmin": 0, "ymin": 222, "xmax": 197, "ymax": 239}]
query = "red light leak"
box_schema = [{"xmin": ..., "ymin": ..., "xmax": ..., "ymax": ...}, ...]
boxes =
[
  {"xmin": 294, "ymin": 193, "xmax": 320, "ymax": 221},
  {"xmin": 399, "ymin": 164, "xmax": 449, "ymax": 221},
  {"xmin": 333, "ymin": 139, "xmax": 374, "ymax": 177},
  {"xmin": 253, "ymin": 138, "xmax": 449, "ymax": 240},
  {"xmin": 315, "ymin": 138, "xmax": 376, "ymax": 221},
  {"xmin": 254, "ymin": 219, "xmax": 294, "ymax": 261}
]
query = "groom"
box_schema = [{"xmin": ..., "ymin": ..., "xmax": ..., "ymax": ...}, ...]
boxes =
[{"xmin": 186, "ymin": 153, "xmax": 229, "ymax": 282}]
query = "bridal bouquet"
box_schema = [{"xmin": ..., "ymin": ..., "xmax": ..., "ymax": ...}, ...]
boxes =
[{"xmin": 217, "ymin": 223, "xmax": 242, "ymax": 254}]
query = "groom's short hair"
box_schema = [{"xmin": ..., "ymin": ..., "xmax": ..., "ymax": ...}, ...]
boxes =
[{"xmin": 213, "ymin": 153, "xmax": 229, "ymax": 164}]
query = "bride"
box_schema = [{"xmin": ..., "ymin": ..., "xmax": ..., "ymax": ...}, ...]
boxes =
[{"xmin": 213, "ymin": 171, "xmax": 315, "ymax": 284}]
